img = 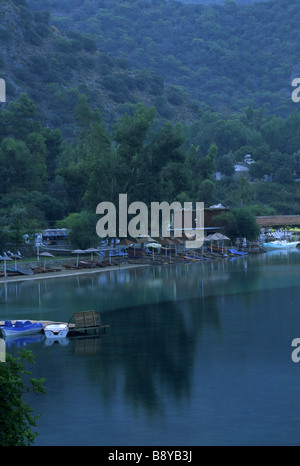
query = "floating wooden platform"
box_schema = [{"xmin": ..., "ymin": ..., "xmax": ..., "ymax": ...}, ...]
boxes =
[{"xmin": 69, "ymin": 311, "xmax": 110, "ymax": 336}]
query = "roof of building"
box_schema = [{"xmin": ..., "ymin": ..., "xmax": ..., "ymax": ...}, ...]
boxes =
[
  {"xmin": 256, "ymin": 215, "xmax": 300, "ymax": 227},
  {"xmin": 234, "ymin": 162, "xmax": 250, "ymax": 171}
]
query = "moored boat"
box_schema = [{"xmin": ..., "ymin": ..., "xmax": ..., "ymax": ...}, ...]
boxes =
[
  {"xmin": 44, "ymin": 323, "xmax": 69, "ymax": 339},
  {"xmin": 263, "ymin": 240, "xmax": 300, "ymax": 250},
  {"xmin": 0, "ymin": 320, "xmax": 44, "ymax": 337}
]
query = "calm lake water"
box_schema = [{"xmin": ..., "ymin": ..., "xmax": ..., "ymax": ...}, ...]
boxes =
[{"xmin": 1, "ymin": 250, "xmax": 300, "ymax": 446}]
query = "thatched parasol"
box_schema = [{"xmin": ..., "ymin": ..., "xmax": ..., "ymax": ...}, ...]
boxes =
[
  {"xmin": 205, "ymin": 233, "xmax": 230, "ymax": 252},
  {"xmin": 154, "ymin": 237, "xmax": 176, "ymax": 256},
  {"xmin": 84, "ymin": 248, "xmax": 99, "ymax": 261},
  {"xmin": 118, "ymin": 238, "xmax": 134, "ymax": 246},
  {"xmin": 71, "ymin": 249, "xmax": 85, "ymax": 266},
  {"xmin": 154, "ymin": 237, "xmax": 173, "ymax": 245},
  {"xmin": 40, "ymin": 251, "xmax": 55, "ymax": 269},
  {"xmin": 0, "ymin": 256, "xmax": 13, "ymax": 277},
  {"xmin": 134, "ymin": 237, "xmax": 147, "ymax": 244}
]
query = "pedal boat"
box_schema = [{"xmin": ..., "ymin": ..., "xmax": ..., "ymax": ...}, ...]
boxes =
[
  {"xmin": 0, "ymin": 320, "xmax": 44, "ymax": 337},
  {"xmin": 44, "ymin": 323, "xmax": 69, "ymax": 339}
]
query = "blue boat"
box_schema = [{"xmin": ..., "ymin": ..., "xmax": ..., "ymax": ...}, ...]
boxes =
[
  {"xmin": 0, "ymin": 320, "xmax": 44, "ymax": 337},
  {"xmin": 263, "ymin": 240, "xmax": 300, "ymax": 250}
]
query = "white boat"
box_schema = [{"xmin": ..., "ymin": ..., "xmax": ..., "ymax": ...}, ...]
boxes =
[
  {"xmin": 44, "ymin": 323, "xmax": 69, "ymax": 339},
  {"xmin": 263, "ymin": 240, "xmax": 300, "ymax": 250},
  {"xmin": 0, "ymin": 320, "xmax": 44, "ymax": 337}
]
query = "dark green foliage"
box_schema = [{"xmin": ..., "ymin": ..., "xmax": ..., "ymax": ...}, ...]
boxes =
[
  {"xmin": 0, "ymin": 349, "xmax": 46, "ymax": 446},
  {"xmin": 2, "ymin": 87, "xmax": 300, "ymax": 248},
  {"xmin": 214, "ymin": 207, "xmax": 260, "ymax": 240},
  {"xmin": 26, "ymin": 0, "xmax": 300, "ymax": 117},
  {"xmin": 0, "ymin": 93, "xmax": 66, "ymax": 243},
  {"xmin": 56, "ymin": 211, "xmax": 98, "ymax": 249},
  {"xmin": 1, "ymin": 0, "xmax": 300, "ymax": 247},
  {"xmin": 0, "ymin": 28, "xmax": 13, "ymax": 43}
]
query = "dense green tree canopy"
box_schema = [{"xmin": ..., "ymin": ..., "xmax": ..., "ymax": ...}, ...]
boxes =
[
  {"xmin": 0, "ymin": 349, "xmax": 46, "ymax": 446},
  {"xmin": 1, "ymin": 91, "xmax": 300, "ymax": 247},
  {"xmin": 27, "ymin": 0, "xmax": 300, "ymax": 117},
  {"xmin": 1, "ymin": 0, "xmax": 300, "ymax": 247}
]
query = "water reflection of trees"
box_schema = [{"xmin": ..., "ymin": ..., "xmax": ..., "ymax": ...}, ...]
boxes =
[
  {"xmin": 80, "ymin": 258, "xmax": 274, "ymax": 417},
  {"xmin": 0, "ymin": 259, "xmax": 261, "ymax": 421},
  {"xmin": 3, "ymin": 252, "xmax": 300, "ymax": 421},
  {"xmin": 84, "ymin": 295, "xmax": 222, "ymax": 418}
]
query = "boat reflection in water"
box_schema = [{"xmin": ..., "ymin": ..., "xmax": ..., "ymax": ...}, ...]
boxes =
[
  {"xmin": 3, "ymin": 333, "xmax": 45, "ymax": 349},
  {"xmin": 44, "ymin": 337, "xmax": 70, "ymax": 347},
  {"xmin": 3, "ymin": 331, "xmax": 103, "ymax": 353}
]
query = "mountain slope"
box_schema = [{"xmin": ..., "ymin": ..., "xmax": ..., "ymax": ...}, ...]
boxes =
[
  {"xmin": 0, "ymin": 0, "xmax": 200, "ymax": 137},
  {"xmin": 2, "ymin": 1, "xmax": 300, "ymax": 236},
  {"xmin": 27, "ymin": 0, "xmax": 300, "ymax": 118}
]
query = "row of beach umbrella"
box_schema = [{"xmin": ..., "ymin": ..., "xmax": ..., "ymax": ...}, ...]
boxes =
[
  {"xmin": 0, "ymin": 233, "xmax": 232, "ymax": 276},
  {"xmin": 56, "ymin": 234, "xmax": 231, "ymax": 265},
  {"xmin": 204, "ymin": 233, "xmax": 230, "ymax": 253}
]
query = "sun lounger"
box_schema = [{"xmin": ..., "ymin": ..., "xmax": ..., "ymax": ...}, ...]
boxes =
[
  {"xmin": 31, "ymin": 267, "xmax": 47, "ymax": 274},
  {"xmin": 184, "ymin": 255, "xmax": 201, "ymax": 261},
  {"xmin": 44, "ymin": 267, "xmax": 62, "ymax": 272},
  {"xmin": 194, "ymin": 254, "xmax": 211, "ymax": 261},
  {"xmin": 63, "ymin": 264, "xmax": 84, "ymax": 270},
  {"xmin": 89, "ymin": 261, "xmax": 104, "ymax": 267},
  {"xmin": 79, "ymin": 261, "xmax": 97, "ymax": 269}
]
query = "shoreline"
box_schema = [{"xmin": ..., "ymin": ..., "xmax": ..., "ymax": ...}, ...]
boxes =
[
  {"xmin": 0, "ymin": 262, "xmax": 150, "ymax": 285},
  {"xmin": 0, "ymin": 248, "xmax": 263, "ymax": 285}
]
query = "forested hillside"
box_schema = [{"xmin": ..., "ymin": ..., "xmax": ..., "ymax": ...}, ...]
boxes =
[
  {"xmin": 2, "ymin": 90, "xmax": 300, "ymax": 247},
  {"xmin": 28, "ymin": 0, "xmax": 299, "ymax": 117},
  {"xmin": 0, "ymin": 0, "xmax": 199, "ymax": 138},
  {"xmin": 1, "ymin": 0, "xmax": 300, "ymax": 248}
]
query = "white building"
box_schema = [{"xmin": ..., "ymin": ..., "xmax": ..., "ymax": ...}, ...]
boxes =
[{"xmin": 234, "ymin": 154, "xmax": 255, "ymax": 178}]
